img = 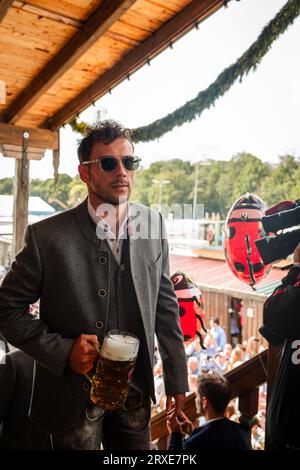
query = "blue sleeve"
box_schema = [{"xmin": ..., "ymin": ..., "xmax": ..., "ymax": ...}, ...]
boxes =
[{"xmin": 168, "ymin": 432, "xmax": 183, "ymax": 450}]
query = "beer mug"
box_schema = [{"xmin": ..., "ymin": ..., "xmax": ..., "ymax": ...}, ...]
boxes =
[{"xmin": 86, "ymin": 330, "xmax": 140, "ymax": 410}]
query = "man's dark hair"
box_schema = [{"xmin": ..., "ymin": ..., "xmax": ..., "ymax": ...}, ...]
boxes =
[
  {"xmin": 197, "ymin": 372, "xmax": 231, "ymax": 414},
  {"xmin": 212, "ymin": 317, "xmax": 219, "ymax": 325},
  {"xmin": 77, "ymin": 120, "xmax": 133, "ymax": 163}
]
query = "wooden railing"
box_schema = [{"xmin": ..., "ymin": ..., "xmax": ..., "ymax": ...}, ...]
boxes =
[{"xmin": 150, "ymin": 348, "xmax": 273, "ymax": 448}]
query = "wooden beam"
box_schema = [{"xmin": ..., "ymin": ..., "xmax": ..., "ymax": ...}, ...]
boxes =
[
  {"xmin": 0, "ymin": 144, "xmax": 45, "ymax": 160},
  {"xmin": 225, "ymin": 349, "xmax": 268, "ymax": 398},
  {"xmin": 45, "ymin": 0, "xmax": 224, "ymax": 130},
  {"xmin": 12, "ymin": 152, "xmax": 29, "ymax": 258},
  {"xmin": 1, "ymin": 0, "xmax": 138, "ymax": 124},
  {"xmin": 13, "ymin": 1, "xmax": 82, "ymax": 27},
  {"xmin": 239, "ymin": 388, "xmax": 259, "ymax": 420},
  {"xmin": 0, "ymin": 0, "xmax": 14, "ymax": 23},
  {"xmin": 0, "ymin": 80, "xmax": 5, "ymax": 105},
  {"xmin": 0, "ymin": 122, "xmax": 58, "ymax": 149},
  {"xmin": 52, "ymin": 130, "xmax": 60, "ymax": 183}
]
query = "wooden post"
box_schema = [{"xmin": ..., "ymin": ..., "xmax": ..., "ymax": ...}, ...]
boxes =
[
  {"xmin": 0, "ymin": 124, "xmax": 58, "ymax": 261},
  {"xmin": 239, "ymin": 388, "xmax": 259, "ymax": 421},
  {"xmin": 12, "ymin": 132, "xmax": 30, "ymax": 258},
  {"xmin": 52, "ymin": 132, "xmax": 60, "ymax": 183},
  {"xmin": 238, "ymin": 387, "xmax": 259, "ymax": 447}
]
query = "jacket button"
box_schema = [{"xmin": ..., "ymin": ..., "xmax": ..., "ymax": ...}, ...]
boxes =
[
  {"xmin": 96, "ymin": 320, "xmax": 104, "ymax": 329},
  {"xmin": 120, "ymin": 264, "xmax": 126, "ymax": 272},
  {"xmin": 82, "ymin": 383, "xmax": 90, "ymax": 391},
  {"xmin": 99, "ymin": 256, "xmax": 107, "ymax": 264},
  {"xmin": 98, "ymin": 289, "xmax": 107, "ymax": 297}
]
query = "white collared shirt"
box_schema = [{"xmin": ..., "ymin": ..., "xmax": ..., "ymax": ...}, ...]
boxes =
[
  {"xmin": 87, "ymin": 198, "xmax": 128, "ymax": 265},
  {"xmin": 202, "ymin": 416, "xmax": 225, "ymax": 425}
]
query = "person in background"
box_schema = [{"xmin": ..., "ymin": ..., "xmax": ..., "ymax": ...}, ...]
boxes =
[
  {"xmin": 223, "ymin": 343, "xmax": 233, "ymax": 360},
  {"xmin": 244, "ymin": 336, "xmax": 260, "ymax": 360},
  {"xmin": 227, "ymin": 347, "xmax": 243, "ymax": 371},
  {"xmin": 167, "ymin": 372, "xmax": 251, "ymax": 450},
  {"xmin": 209, "ymin": 318, "xmax": 227, "ymax": 352},
  {"xmin": 229, "ymin": 308, "xmax": 242, "ymax": 346},
  {"xmin": 187, "ymin": 356, "xmax": 200, "ymax": 376},
  {"xmin": 188, "ymin": 374, "xmax": 198, "ymax": 394},
  {"xmin": 236, "ymin": 343, "xmax": 246, "ymax": 361},
  {"xmin": 202, "ymin": 332, "xmax": 217, "ymax": 357},
  {"xmin": 225, "ymin": 401, "xmax": 240, "ymax": 423},
  {"xmin": 184, "ymin": 337, "xmax": 202, "ymax": 358},
  {"xmin": 153, "ymin": 359, "xmax": 165, "ymax": 405},
  {"xmin": 214, "ymin": 352, "xmax": 229, "ymax": 375}
]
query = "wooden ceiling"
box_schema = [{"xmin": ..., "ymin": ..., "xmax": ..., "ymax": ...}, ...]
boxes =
[{"xmin": 0, "ymin": 0, "xmax": 225, "ymax": 131}]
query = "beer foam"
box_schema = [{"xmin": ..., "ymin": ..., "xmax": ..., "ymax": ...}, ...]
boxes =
[{"xmin": 101, "ymin": 334, "xmax": 139, "ymax": 361}]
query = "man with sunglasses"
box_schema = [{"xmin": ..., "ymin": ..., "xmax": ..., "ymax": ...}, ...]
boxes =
[{"xmin": 0, "ymin": 120, "xmax": 189, "ymax": 450}]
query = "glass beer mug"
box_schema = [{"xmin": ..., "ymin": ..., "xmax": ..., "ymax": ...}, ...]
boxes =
[{"xmin": 85, "ymin": 330, "xmax": 140, "ymax": 410}]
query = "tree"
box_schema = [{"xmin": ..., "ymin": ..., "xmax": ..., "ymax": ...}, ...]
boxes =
[
  {"xmin": 260, "ymin": 155, "xmax": 300, "ymax": 206},
  {"xmin": 131, "ymin": 159, "xmax": 195, "ymax": 210},
  {"xmin": 191, "ymin": 160, "xmax": 227, "ymax": 216},
  {"xmin": 30, "ymin": 174, "xmax": 73, "ymax": 211},
  {"xmin": 1, "ymin": 152, "xmax": 298, "ymax": 217},
  {"xmin": 68, "ymin": 176, "xmax": 87, "ymax": 207},
  {"xmin": 216, "ymin": 153, "xmax": 270, "ymax": 216},
  {"xmin": 131, "ymin": 169, "xmax": 152, "ymax": 206},
  {"xmin": 0, "ymin": 177, "xmax": 13, "ymax": 194}
]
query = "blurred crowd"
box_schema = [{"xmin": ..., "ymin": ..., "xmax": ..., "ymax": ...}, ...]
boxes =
[{"xmin": 152, "ymin": 317, "xmax": 267, "ymax": 450}]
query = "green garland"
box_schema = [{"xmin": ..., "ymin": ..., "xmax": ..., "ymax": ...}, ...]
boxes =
[
  {"xmin": 69, "ymin": 118, "xmax": 88, "ymax": 134},
  {"xmin": 69, "ymin": 0, "xmax": 300, "ymax": 142}
]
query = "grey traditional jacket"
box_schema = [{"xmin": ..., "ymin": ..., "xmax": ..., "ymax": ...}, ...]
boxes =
[{"xmin": 0, "ymin": 199, "xmax": 188, "ymax": 434}]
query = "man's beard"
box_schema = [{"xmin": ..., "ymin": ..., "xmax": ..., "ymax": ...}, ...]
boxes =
[
  {"xmin": 91, "ymin": 183, "xmax": 131, "ymax": 205},
  {"xmin": 103, "ymin": 193, "xmax": 129, "ymax": 206}
]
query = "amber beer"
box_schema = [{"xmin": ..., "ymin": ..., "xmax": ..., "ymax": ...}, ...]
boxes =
[{"xmin": 90, "ymin": 330, "xmax": 140, "ymax": 410}]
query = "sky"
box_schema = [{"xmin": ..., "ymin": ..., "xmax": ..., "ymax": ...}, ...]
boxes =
[{"xmin": 1, "ymin": 0, "xmax": 300, "ymax": 180}]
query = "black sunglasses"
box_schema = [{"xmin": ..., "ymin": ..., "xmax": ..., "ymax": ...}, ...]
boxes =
[{"xmin": 82, "ymin": 156, "xmax": 141, "ymax": 172}]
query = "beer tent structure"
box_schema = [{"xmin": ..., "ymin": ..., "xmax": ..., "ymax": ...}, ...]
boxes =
[{"xmin": 0, "ymin": 0, "xmax": 227, "ymax": 256}]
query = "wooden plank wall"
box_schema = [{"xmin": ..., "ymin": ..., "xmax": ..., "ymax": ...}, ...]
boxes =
[
  {"xmin": 240, "ymin": 296, "xmax": 266, "ymax": 345},
  {"xmin": 199, "ymin": 288, "xmax": 230, "ymax": 336},
  {"xmin": 199, "ymin": 287, "xmax": 267, "ymax": 346}
]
